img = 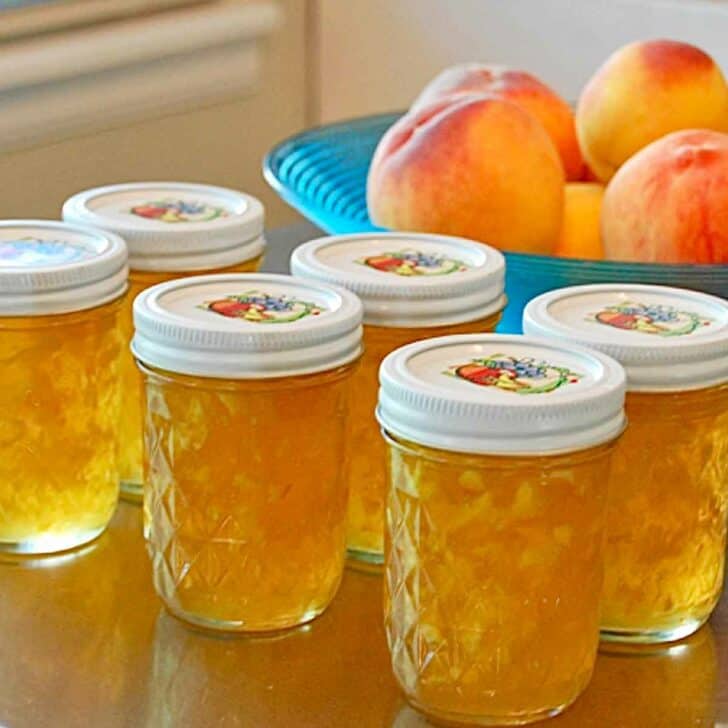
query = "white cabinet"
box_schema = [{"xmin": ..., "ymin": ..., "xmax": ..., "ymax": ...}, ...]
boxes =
[{"xmin": 0, "ymin": 0, "xmax": 308, "ymax": 226}]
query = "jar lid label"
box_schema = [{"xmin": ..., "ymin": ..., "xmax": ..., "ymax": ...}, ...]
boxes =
[
  {"xmin": 523, "ymin": 284, "xmax": 728, "ymax": 391},
  {"xmin": 358, "ymin": 248, "xmax": 470, "ymax": 277},
  {"xmin": 444, "ymin": 354, "xmax": 582, "ymax": 395},
  {"xmin": 129, "ymin": 198, "xmax": 230, "ymax": 224},
  {"xmin": 200, "ymin": 290, "xmax": 325, "ymax": 324},
  {"xmin": 403, "ymin": 340, "xmax": 601, "ymax": 401},
  {"xmin": 155, "ymin": 279, "xmax": 336, "ymax": 329},
  {"xmin": 548, "ymin": 290, "xmax": 721, "ymax": 341},
  {"xmin": 89, "ymin": 187, "xmax": 244, "ymax": 227},
  {"xmin": 0, "ymin": 238, "xmax": 95, "ymax": 267}
]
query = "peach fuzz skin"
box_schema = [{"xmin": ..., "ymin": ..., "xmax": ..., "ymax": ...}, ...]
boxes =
[
  {"xmin": 367, "ymin": 94, "xmax": 564, "ymax": 255},
  {"xmin": 602, "ymin": 129, "xmax": 728, "ymax": 264},
  {"xmin": 555, "ymin": 183, "xmax": 605, "ymax": 260},
  {"xmin": 577, "ymin": 39, "xmax": 728, "ymax": 183},
  {"xmin": 411, "ymin": 64, "xmax": 584, "ymax": 180}
]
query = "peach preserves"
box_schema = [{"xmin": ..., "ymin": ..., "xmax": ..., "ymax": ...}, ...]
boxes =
[
  {"xmin": 524, "ymin": 282, "xmax": 728, "ymax": 643},
  {"xmin": 0, "ymin": 222, "xmax": 127, "ymax": 553},
  {"xmin": 601, "ymin": 385, "xmax": 728, "ymax": 641},
  {"xmin": 63, "ymin": 182, "xmax": 266, "ymax": 501},
  {"xmin": 132, "ymin": 273, "xmax": 363, "ymax": 631},
  {"xmin": 291, "ymin": 232, "xmax": 506, "ymax": 565},
  {"xmin": 378, "ymin": 334, "xmax": 626, "ymax": 724}
]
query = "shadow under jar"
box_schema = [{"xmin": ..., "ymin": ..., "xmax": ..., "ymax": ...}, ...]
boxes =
[
  {"xmin": 377, "ymin": 334, "xmax": 627, "ymax": 726},
  {"xmin": 0, "ymin": 221, "xmax": 128, "ymax": 554},
  {"xmin": 132, "ymin": 272, "xmax": 363, "ymax": 633},
  {"xmin": 291, "ymin": 232, "xmax": 506, "ymax": 566},
  {"xmin": 524, "ymin": 283, "xmax": 728, "ymax": 644},
  {"xmin": 63, "ymin": 182, "xmax": 266, "ymax": 503}
]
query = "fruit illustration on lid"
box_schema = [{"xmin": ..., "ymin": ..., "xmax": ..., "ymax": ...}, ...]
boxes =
[
  {"xmin": 590, "ymin": 301, "xmax": 710, "ymax": 337},
  {"xmin": 130, "ymin": 199, "xmax": 228, "ymax": 223},
  {"xmin": 201, "ymin": 291, "xmax": 324, "ymax": 323},
  {"xmin": 446, "ymin": 354, "xmax": 580, "ymax": 394},
  {"xmin": 358, "ymin": 249, "xmax": 468, "ymax": 276}
]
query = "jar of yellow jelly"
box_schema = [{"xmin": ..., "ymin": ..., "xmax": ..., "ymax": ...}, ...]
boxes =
[
  {"xmin": 63, "ymin": 182, "xmax": 265, "ymax": 502},
  {"xmin": 377, "ymin": 334, "xmax": 626, "ymax": 725},
  {"xmin": 132, "ymin": 273, "xmax": 363, "ymax": 632},
  {"xmin": 0, "ymin": 220, "xmax": 128, "ymax": 554},
  {"xmin": 291, "ymin": 232, "xmax": 506, "ymax": 565},
  {"xmin": 524, "ymin": 283, "xmax": 728, "ymax": 644}
]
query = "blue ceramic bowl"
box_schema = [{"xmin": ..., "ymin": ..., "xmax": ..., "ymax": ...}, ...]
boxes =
[{"xmin": 264, "ymin": 112, "xmax": 727, "ymax": 333}]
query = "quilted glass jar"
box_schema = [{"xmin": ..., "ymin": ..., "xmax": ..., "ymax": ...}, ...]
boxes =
[
  {"xmin": 524, "ymin": 283, "xmax": 728, "ymax": 644},
  {"xmin": 291, "ymin": 232, "xmax": 505, "ymax": 565},
  {"xmin": 63, "ymin": 183, "xmax": 265, "ymax": 501},
  {"xmin": 132, "ymin": 273, "xmax": 362, "ymax": 632},
  {"xmin": 378, "ymin": 334, "xmax": 626, "ymax": 725},
  {"xmin": 0, "ymin": 221, "xmax": 128, "ymax": 554}
]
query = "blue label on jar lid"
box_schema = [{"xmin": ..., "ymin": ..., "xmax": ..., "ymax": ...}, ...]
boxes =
[{"xmin": 0, "ymin": 238, "xmax": 93, "ymax": 267}]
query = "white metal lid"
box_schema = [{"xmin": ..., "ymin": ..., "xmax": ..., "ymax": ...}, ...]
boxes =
[
  {"xmin": 290, "ymin": 232, "xmax": 506, "ymax": 327},
  {"xmin": 62, "ymin": 182, "xmax": 265, "ymax": 272},
  {"xmin": 522, "ymin": 284, "xmax": 728, "ymax": 392},
  {"xmin": 377, "ymin": 334, "xmax": 626, "ymax": 455},
  {"xmin": 132, "ymin": 273, "xmax": 363, "ymax": 379},
  {"xmin": 0, "ymin": 220, "xmax": 128, "ymax": 316}
]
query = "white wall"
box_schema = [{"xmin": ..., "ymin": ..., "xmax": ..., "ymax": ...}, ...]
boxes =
[{"xmin": 316, "ymin": 0, "xmax": 728, "ymax": 121}]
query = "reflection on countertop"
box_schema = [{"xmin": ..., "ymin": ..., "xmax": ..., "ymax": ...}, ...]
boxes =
[{"xmin": 0, "ymin": 503, "xmax": 726, "ymax": 727}]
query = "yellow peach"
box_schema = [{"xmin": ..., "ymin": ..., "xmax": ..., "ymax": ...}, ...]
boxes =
[
  {"xmin": 413, "ymin": 64, "xmax": 584, "ymax": 180},
  {"xmin": 555, "ymin": 183, "xmax": 605, "ymax": 260},
  {"xmin": 367, "ymin": 94, "xmax": 564, "ymax": 255},
  {"xmin": 577, "ymin": 39, "xmax": 728, "ymax": 182},
  {"xmin": 602, "ymin": 129, "xmax": 728, "ymax": 264}
]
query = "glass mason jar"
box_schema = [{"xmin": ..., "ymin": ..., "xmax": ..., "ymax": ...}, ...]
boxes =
[
  {"xmin": 0, "ymin": 221, "xmax": 128, "ymax": 554},
  {"xmin": 63, "ymin": 182, "xmax": 266, "ymax": 502},
  {"xmin": 291, "ymin": 232, "xmax": 506, "ymax": 565},
  {"xmin": 132, "ymin": 273, "xmax": 363, "ymax": 632},
  {"xmin": 377, "ymin": 334, "xmax": 627, "ymax": 725},
  {"xmin": 524, "ymin": 283, "xmax": 728, "ymax": 644}
]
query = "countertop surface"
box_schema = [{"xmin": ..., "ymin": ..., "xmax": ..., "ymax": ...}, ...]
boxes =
[
  {"xmin": 1, "ymin": 225, "xmax": 727, "ymax": 728},
  {"xmin": 1, "ymin": 503, "xmax": 726, "ymax": 728}
]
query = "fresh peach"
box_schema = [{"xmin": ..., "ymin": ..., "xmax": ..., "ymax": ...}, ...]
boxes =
[
  {"xmin": 601, "ymin": 129, "xmax": 728, "ymax": 264},
  {"xmin": 555, "ymin": 183, "xmax": 605, "ymax": 260},
  {"xmin": 577, "ymin": 39, "xmax": 728, "ymax": 182},
  {"xmin": 367, "ymin": 94, "xmax": 564, "ymax": 255},
  {"xmin": 412, "ymin": 64, "xmax": 584, "ymax": 180},
  {"xmin": 580, "ymin": 164, "xmax": 601, "ymax": 183}
]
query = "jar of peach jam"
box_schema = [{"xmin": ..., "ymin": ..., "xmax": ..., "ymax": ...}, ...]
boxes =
[
  {"xmin": 291, "ymin": 232, "xmax": 505, "ymax": 565},
  {"xmin": 377, "ymin": 334, "xmax": 626, "ymax": 726},
  {"xmin": 132, "ymin": 273, "xmax": 362, "ymax": 632},
  {"xmin": 63, "ymin": 183, "xmax": 265, "ymax": 502},
  {"xmin": 0, "ymin": 220, "xmax": 128, "ymax": 554},
  {"xmin": 524, "ymin": 283, "xmax": 728, "ymax": 644}
]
